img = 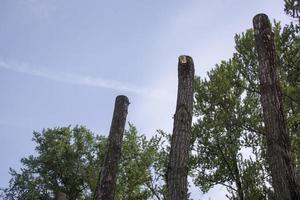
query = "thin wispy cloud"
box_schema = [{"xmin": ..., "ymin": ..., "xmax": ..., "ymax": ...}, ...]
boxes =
[
  {"xmin": 0, "ymin": 60, "xmax": 172, "ymax": 101},
  {"xmin": 20, "ymin": 0, "xmax": 57, "ymax": 18}
]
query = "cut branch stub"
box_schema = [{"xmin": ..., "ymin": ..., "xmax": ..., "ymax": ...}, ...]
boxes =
[{"xmin": 55, "ymin": 192, "xmax": 68, "ymax": 200}]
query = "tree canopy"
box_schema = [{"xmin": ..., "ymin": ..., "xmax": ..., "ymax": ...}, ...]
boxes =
[
  {"xmin": 1, "ymin": 125, "xmax": 167, "ymax": 200},
  {"xmin": 2, "ymin": 1, "xmax": 300, "ymax": 199}
]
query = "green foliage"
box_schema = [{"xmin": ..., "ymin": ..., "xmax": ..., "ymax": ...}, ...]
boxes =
[
  {"xmin": 1, "ymin": 126, "xmax": 105, "ymax": 200},
  {"xmin": 1, "ymin": 125, "xmax": 167, "ymax": 200},
  {"xmin": 284, "ymin": 0, "xmax": 300, "ymax": 20},
  {"xmin": 192, "ymin": 18, "xmax": 300, "ymax": 200},
  {"xmin": 2, "ymin": 2, "xmax": 300, "ymax": 200},
  {"xmin": 115, "ymin": 124, "xmax": 166, "ymax": 200},
  {"xmin": 192, "ymin": 59, "xmax": 269, "ymax": 199}
]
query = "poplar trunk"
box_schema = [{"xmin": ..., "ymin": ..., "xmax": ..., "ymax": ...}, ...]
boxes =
[
  {"xmin": 94, "ymin": 95, "xmax": 129, "ymax": 200},
  {"xmin": 167, "ymin": 55, "xmax": 194, "ymax": 200},
  {"xmin": 253, "ymin": 13, "xmax": 300, "ymax": 200}
]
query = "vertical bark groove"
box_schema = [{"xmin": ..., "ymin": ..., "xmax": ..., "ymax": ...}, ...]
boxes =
[
  {"xmin": 167, "ymin": 55, "xmax": 194, "ymax": 200},
  {"xmin": 94, "ymin": 95, "xmax": 130, "ymax": 200},
  {"xmin": 253, "ymin": 13, "xmax": 300, "ymax": 200}
]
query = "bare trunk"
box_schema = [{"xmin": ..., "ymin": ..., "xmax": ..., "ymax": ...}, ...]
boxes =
[
  {"xmin": 167, "ymin": 55, "xmax": 194, "ymax": 200},
  {"xmin": 253, "ymin": 13, "xmax": 300, "ymax": 200},
  {"xmin": 94, "ymin": 95, "xmax": 130, "ymax": 200},
  {"xmin": 233, "ymin": 156, "xmax": 244, "ymax": 200}
]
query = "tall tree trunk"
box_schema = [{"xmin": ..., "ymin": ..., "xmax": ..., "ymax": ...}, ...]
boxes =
[
  {"xmin": 167, "ymin": 55, "xmax": 194, "ymax": 200},
  {"xmin": 253, "ymin": 13, "xmax": 300, "ymax": 200},
  {"xmin": 94, "ymin": 95, "xmax": 130, "ymax": 200}
]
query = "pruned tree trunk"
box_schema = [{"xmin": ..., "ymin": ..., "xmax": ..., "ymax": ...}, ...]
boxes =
[
  {"xmin": 167, "ymin": 55, "xmax": 194, "ymax": 200},
  {"xmin": 94, "ymin": 95, "xmax": 130, "ymax": 200},
  {"xmin": 253, "ymin": 13, "xmax": 300, "ymax": 200}
]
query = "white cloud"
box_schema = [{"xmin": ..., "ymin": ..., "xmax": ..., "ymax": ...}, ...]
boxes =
[
  {"xmin": 19, "ymin": 0, "xmax": 57, "ymax": 18},
  {"xmin": 0, "ymin": 60, "xmax": 173, "ymax": 102}
]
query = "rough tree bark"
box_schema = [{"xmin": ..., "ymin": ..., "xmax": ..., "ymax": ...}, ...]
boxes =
[
  {"xmin": 233, "ymin": 156, "xmax": 244, "ymax": 200},
  {"xmin": 167, "ymin": 55, "xmax": 194, "ymax": 200},
  {"xmin": 93, "ymin": 95, "xmax": 130, "ymax": 200},
  {"xmin": 253, "ymin": 13, "xmax": 300, "ymax": 200}
]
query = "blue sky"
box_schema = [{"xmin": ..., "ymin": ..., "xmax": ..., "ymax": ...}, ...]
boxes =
[{"xmin": 0, "ymin": 0, "xmax": 291, "ymax": 199}]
